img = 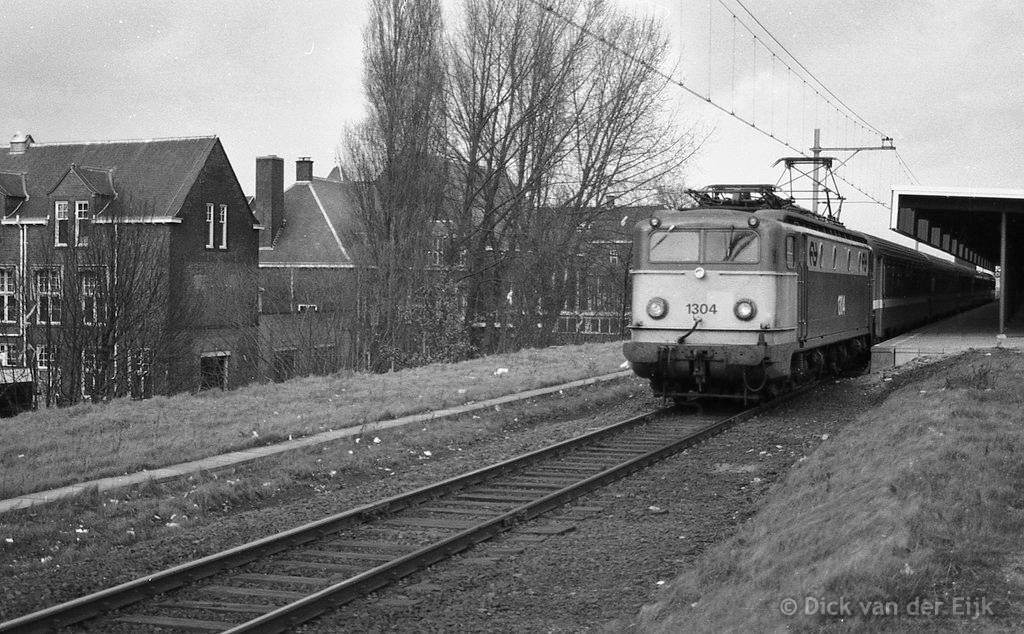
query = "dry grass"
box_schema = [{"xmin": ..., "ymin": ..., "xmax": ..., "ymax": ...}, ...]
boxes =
[
  {"xmin": 635, "ymin": 349, "xmax": 1024, "ymax": 632},
  {"xmin": 0, "ymin": 380, "xmax": 644, "ymax": 609},
  {"xmin": 0, "ymin": 341, "xmax": 626, "ymax": 498}
]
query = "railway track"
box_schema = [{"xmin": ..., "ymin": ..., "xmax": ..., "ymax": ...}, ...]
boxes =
[{"xmin": 1, "ymin": 393, "xmax": 801, "ymax": 633}]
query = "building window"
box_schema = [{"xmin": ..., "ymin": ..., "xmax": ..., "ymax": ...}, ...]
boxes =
[
  {"xmin": 82, "ymin": 348, "xmax": 99, "ymax": 398},
  {"xmin": 273, "ymin": 348, "xmax": 297, "ymax": 383},
  {"xmin": 219, "ymin": 204, "xmax": 228, "ymax": 249},
  {"xmin": 199, "ymin": 351, "xmax": 229, "ymax": 390},
  {"xmin": 206, "ymin": 203, "xmax": 215, "ymax": 249},
  {"xmin": 35, "ymin": 345, "xmax": 53, "ymax": 370},
  {"xmin": 80, "ymin": 270, "xmax": 103, "ymax": 325},
  {"xmin": 0, "ymin": 268, "xmax": 16, "ymax": 323},
  {"xmin": 609, "ymin": 250, "xmax": 620, "ymax": 266},
  {"xmin": 0, "ymin": 343, "xmax": 21, "ymax": 366},
  {"xmin": 427, "ymin": 236, "xmax": 443, "ymax": 266},
  {"xmin": 297, "ymin": 303, "xmax": 319, "ymax": 313},
  {"xmin": 129, "ymin": 347, "xmax": 153, "ymax": 400},
  {"xmin": 75, "ymin": 201, "xmax": 90, "ymax": 246},
  {"xmin": 35, "ymin": 269, "xmax": 61, "ymax": 325},
  {"xmin": 54, "ymin": 201, "xmax": 70, "ymax": 247}
]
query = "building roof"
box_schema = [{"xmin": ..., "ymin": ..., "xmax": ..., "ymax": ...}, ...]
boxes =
[
  {"xmin": 55, "ymin": 165, "xmax": 117, "ymax": 197},
  {"xmin": 0, "ymin": 136, "xmax": 221, "ymax": 221},
  {"xmin": 0, "ymin": 171, "xmax": 27, "ymax": 198},
  {"xmin": 259, "ymin": 176, "xmax": 362, "ymax": 266}
]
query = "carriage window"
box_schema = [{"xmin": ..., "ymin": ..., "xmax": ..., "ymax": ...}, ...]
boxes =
[
  {"xmin": 649, "ymin": 230, "xmax": 699, "ymax": 263},
  {"xmin": 832, "ymin": 246, "xmax": 838, "ymax": 269},
  {"xmin": 705, "ymin": 230, "xmax": 759, "ymax": 263},
  {"xmin": 785, "ymin": 235, "xmax": 796, "ymax": 269},
  {"xmin": 847, "ymin": 250, "xmax": 853, "ymax": 271}
]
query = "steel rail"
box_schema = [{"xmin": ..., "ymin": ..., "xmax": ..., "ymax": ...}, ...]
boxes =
[
  {"xmin": 2, "ymin": 382, "xmax": 816, "ymax": 632},
  {"xmin": 222, "ymin": 392, "xmax": 791, "ymax": 632},
  {"xmin": 0, "ymin": 406, "xmax": 674, "ymax": 633}
]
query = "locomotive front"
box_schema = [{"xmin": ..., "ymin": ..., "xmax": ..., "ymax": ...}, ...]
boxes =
[{"xmin": 623, "ymin": 206, "xmax": 797, "ymax": 399}]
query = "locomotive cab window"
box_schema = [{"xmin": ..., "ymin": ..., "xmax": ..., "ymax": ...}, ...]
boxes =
[
  {"xmin": 649, "ymin": 230, "xmax": 699, "ymax": 263},
  {"xmin": 705, "ymin": 230, "xmax": 759, "ymax": 263},
  {"xmin": 649, "ymin": 228, "xmax": 759, "ymax": 263},
  {"xmin": 785, "ymin": 235, "xmax": 797, "ymax": 269}
]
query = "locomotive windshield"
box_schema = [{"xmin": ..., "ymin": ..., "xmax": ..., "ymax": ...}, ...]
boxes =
[
  {"xmin": 649, "ymin": 230, "xmax": 699, "ymax": 262},
  {"xmin": 648, "ymin": 228, "xmax": 759, "ymax": 263},
  {"xmin": 705, "ymin": 230, "xmax": 759, "ymax": 262}
]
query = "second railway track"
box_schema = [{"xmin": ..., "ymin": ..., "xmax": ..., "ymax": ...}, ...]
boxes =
[{"xmin": 2, "ymin": 390, "xmax": 807, "ymax": 633}]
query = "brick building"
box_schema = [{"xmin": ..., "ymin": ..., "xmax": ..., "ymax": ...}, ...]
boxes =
[
  {"xmin": 555, "ymin": 204, "xmax": 658, "ymax": 339},
  {"xmin": 0, "ymin": 133, "xmax": 260, "ymax": 407},
  {"xmin": 254, "ymin": 156, "xmax": 359, "ymax": 380}
]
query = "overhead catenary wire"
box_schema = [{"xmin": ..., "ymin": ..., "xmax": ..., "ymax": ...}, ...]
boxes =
[
  {"xmin": 525, "ymin": 0, "xmax": 908, "ymax": 208},
  {"xmin": 729, "ymin": 0, "xmax": 885, "ymax": 138},
  {"xmin": 715, "ymin": 0, "xmax": 874, "ymax": 143},
  {"xmin": 524, "ymin": 0, "xmax": 807, "ymax": 156}
]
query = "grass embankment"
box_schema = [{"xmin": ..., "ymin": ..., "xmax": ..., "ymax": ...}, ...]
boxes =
[
  {"xmin": 635, "ymin": 349, "xmax": 1024, "ymax": 632},
  {"xmin": 0, "ymin": 342, "xmax": 626, "ymax": 499}
]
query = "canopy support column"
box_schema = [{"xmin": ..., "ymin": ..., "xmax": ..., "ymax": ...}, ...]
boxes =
[{"xmin": 1000, "ymin": 211, "xmax": 1007, "ymax": 336}]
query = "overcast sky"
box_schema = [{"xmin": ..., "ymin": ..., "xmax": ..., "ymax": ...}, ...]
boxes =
[{"xmin": 3, "ymin": 0, "xmax": 1021, "ymax": 244}]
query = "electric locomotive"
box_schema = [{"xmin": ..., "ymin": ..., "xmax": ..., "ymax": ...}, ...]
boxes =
[
  {"xmin": 624, "ymin": 184, "xmax": 994, "ymax": 400},
  {"xmin": 623, "ymin": 184, "xmax": 874, "ymax": 400}
]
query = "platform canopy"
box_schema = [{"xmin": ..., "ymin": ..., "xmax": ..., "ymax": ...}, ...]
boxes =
[
  {"xmin": 891, "ymin": 186, "xmax": 1024, "ymax": 333},
  {"xmin": 892, "ymin": 187, "xmax": 1024, "ymax": 270}
]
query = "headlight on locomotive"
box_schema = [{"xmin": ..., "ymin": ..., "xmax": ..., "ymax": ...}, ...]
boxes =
[
  {"xmin": 646, "ymin": 297, "xmax": 668, "ymax": 319},
  {"xmin": 734, "ymin": 299, "xmax": 757, "ymax": 321}
]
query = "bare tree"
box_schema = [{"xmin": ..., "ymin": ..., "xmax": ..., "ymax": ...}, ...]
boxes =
[
  {"xmin": 445, "ymin": 0, "xmax": 700, "ymax": 350},
  {"xmin": 332, "ymin": 0, "xmax": 701, "ymax": 365},
  {"xmin": 32, "ymin": 197, "xmax": 195, "ymax": 406},
  {"xmin": 341, "ymin": 0, "xmax": 462, "ymax": 371}
]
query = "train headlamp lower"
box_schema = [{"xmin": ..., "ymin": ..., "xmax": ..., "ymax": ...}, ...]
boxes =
[
  {"xmin": 734, "ymin": 299, "xmax": 757, "ymax": 321},
  {"xmin": 646, "ymin": 297, "xmax": 668, "ymax": 319}
]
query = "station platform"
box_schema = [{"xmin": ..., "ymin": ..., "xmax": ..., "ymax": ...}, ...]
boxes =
[{"xmin": 870, "ymin": 302, "xmax": 1024, "ymax": 371}]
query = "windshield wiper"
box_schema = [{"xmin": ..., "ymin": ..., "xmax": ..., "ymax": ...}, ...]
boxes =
[
  {"xmin": 725, "ymin": 228, "xmax": 755, "ymax": 262},
  {"xmin": 650, "ymin": 224, "xmax": 677, "ymax": 252}
]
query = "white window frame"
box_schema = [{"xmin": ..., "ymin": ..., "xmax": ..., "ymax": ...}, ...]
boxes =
[
  {"xmin": 80, "ymin": 269, "xmax": 102, "ymax": 325},
  {"xmin": 427, "ymin": 236, "xmax": 443, "ymax": 266},
  {"xmin": 81, "ymin": 347, "xmax": 98, "ymax": 398},
  {"xmin": 0, "ymin": 268, "xmax": 16, "ymax": 324},
  {"xmin": 34, "ymin": 268, "xmax": 61, "ymax": 325},
  {"xmin": 36, "ymin": 345, "xmax": 52, "ymax": 370},
  {"xmin": 297, "ymin": 303, "xmax": 319, "ymax": 313},
  {"xmin": 54, "ymin": 201, "xmax": 69, "ymax": 247},
  {"xmin": 0, "ymin": 343, "xmax": 20, "ymax": 367},
  {"xmin": 206, "ymin": 203, "xmax": 215, "ymax": 249},
  {"xmin": 219, "ymin": 204, "xmax": 228, "ymax": 249},
  {"xmin": 75, "ymin": 200, "xmax": 90, "ymax": 246}
]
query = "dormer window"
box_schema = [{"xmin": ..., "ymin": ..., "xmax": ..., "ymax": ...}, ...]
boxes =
[
  {"xmin": 54, "ymin": 202, "xmax": 70, "ymax": 247},
  {"xmin": 75, "ymin": 201, "xmax": 90, "ymax": 246}
]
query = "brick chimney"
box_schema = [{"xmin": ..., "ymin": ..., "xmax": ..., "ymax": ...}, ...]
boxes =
[
  {"xmin": 296, "ymin": 157, "xmax": 313, "ymax": 182},
  {"xmin": 255, "ymin": 155, "xmax": 284, "ymax": 247},
  {"xmin": 9, "ymin": 132, "xmax": 33, "ymax": 155}
]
